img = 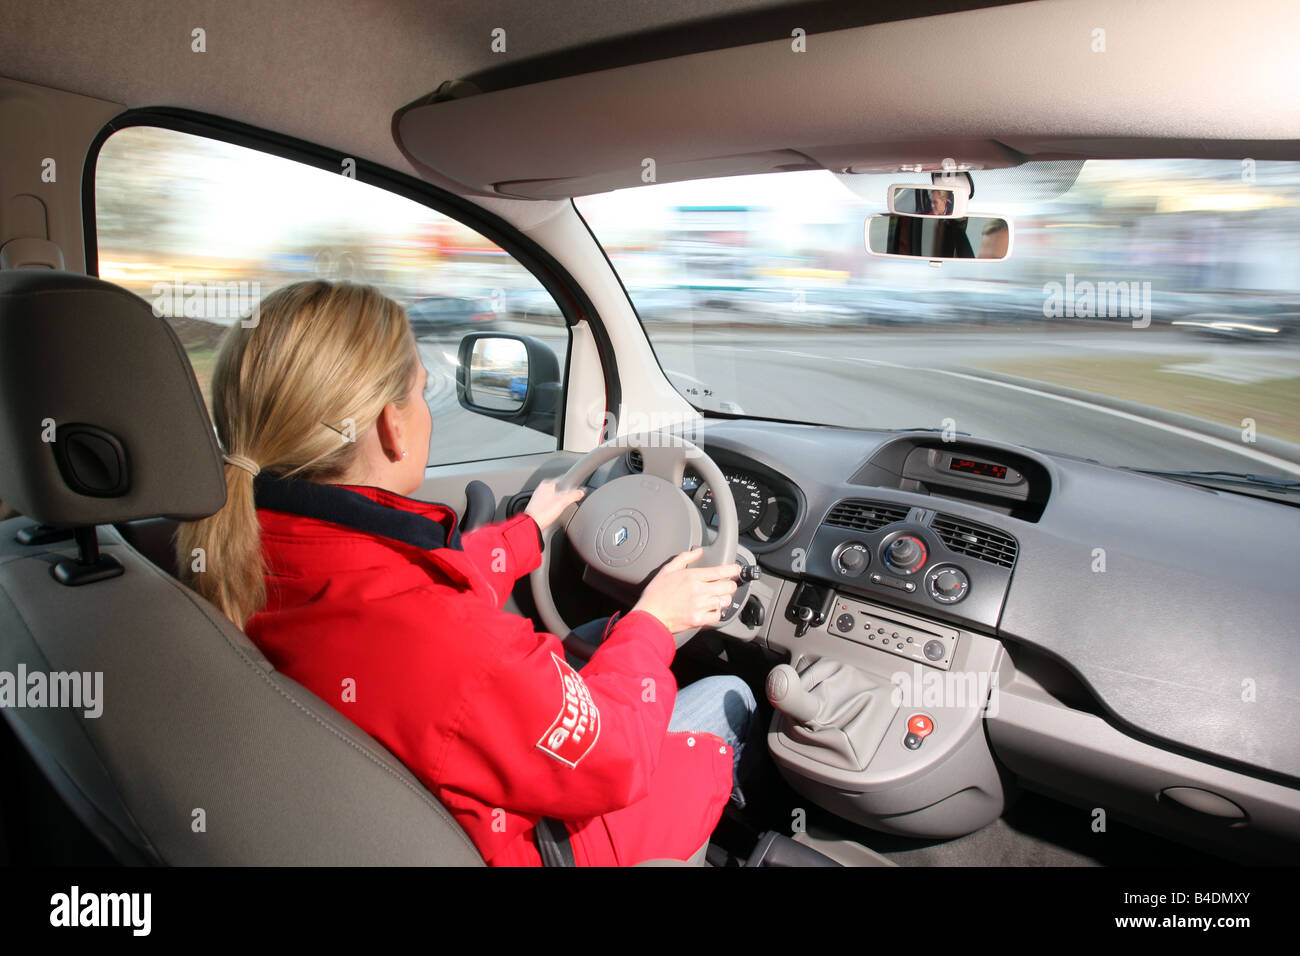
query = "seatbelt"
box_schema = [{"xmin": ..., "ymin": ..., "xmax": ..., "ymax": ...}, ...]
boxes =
[{"xmin": 535, "ymin": 817, "xmax": 575, "ymax": 867}]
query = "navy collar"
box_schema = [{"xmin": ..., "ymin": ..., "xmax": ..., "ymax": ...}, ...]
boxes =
[{"xmin": 253, "ymin": 474, "xmax": 462, "ymax": 551}]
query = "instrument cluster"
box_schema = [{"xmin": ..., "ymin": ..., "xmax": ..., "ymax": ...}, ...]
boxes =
[{"xmin": 681, "ymin": 465, "xmax": 800, "ymax": 545}]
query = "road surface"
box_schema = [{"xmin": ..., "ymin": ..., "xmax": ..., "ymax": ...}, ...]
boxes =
[{"xmin": 416, "ymin": 322, "xmax": 1300, "ymax": 479}]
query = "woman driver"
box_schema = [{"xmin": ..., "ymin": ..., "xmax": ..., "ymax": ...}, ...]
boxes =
[{"xmin": 178, "ymin": 279, "xmax": 759, "ymax": 866}]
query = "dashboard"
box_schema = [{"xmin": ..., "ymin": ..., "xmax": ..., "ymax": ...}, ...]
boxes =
[
  {"xmin": 597, "ymin": 419, "xmax": 1300, "ymax": 863},
  {"xmin": 620, "ymin": 433, "xmax": 1050, "ymax": 634}
]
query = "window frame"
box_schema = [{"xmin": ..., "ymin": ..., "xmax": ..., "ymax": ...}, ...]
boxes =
[{"xmin": 81, "ymin": 106, "xmax": 625, "ymax": 460}]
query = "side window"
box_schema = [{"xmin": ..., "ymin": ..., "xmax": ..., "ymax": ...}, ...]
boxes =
[{"xmin": 92, "ymin": 126, "xmax": 568, "ymax": 466}]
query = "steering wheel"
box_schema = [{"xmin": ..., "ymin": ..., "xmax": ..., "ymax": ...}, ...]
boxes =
[{"xmin": 529, "ymin": 434, "xmax": 738, "ymax": 648}]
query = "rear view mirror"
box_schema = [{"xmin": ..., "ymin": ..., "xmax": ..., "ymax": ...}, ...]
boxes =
[
  {"xmin": 887, "ymin": 185, "xmax": 967, "ymax": 218},
  {"xmin": 865, "ymin": 214, "xmax": 1012, "ymax": 261},
  {"xmin": 456, "ymin": 332, "xmax": 561, "ymax": 434}
]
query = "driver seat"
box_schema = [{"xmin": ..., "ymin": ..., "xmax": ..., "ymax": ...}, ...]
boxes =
[{"xmin": 0, "ymin": 270, "xmax": 702, "ymax": 865}]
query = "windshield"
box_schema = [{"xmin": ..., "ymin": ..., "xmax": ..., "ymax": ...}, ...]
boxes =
[{"xmin": 575, "ymin": 160, "xmax": 1300, "ymax": 479}]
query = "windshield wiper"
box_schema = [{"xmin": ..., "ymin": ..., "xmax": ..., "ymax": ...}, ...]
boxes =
[{"xmin": 1120, "ymin": 468, "xmax": 1300, "ymax": 493}]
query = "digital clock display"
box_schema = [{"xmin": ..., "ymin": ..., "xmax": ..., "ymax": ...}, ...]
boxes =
[{"xmin": 950, "ymin": 457, "xmax": 1008, "ymax": 479}]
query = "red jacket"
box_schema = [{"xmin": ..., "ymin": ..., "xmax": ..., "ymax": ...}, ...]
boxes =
[{"xmin": 243, "ymin": 479, "xmax": 734, "ymax": 865}]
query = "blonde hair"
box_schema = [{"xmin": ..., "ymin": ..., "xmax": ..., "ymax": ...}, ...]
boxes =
[{"xmin": 178, "ymin": 280, "xmax": 418, "ymax": 629}]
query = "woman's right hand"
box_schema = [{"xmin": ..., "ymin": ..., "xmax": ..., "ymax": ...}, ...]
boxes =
[{"xmin": 632, "ymin": 548, "xmax": 741, "ymax": 635}]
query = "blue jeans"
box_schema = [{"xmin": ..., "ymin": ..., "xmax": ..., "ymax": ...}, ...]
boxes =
[{"xmin": 567, "ymin": 616, "xmax": 760, "ymax": 809}]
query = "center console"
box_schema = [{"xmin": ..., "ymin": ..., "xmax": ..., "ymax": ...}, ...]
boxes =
[
  {"xmin": 761, "ymin": 578, "xmax": 1006, "ymax": 839},
  {"xmin": 693, "ymin": 433, "xmax": 1037, "ymax": 841}
]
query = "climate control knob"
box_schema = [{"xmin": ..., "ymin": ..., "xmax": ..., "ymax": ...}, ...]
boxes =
[
  {"xmin": 925, "ymin": 565, "xmax": 970, "ymax": 604},
  {"xmin": 883, "ymin": 535, "xmax": 928, "ymax": 574},
  {"xmin": 833, "ymin": 542, "xmax": 871, "ymax": 577}
]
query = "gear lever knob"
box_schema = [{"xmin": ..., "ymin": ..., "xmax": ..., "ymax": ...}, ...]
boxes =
[{"xmin": 766, "ymin": 664, "xmax": 821, "ymax": 725}]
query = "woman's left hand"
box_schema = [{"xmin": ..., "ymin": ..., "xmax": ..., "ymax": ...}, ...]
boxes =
[{"xmin": 524, "ymin": 480, "xmax": 585, "ymax": 531}]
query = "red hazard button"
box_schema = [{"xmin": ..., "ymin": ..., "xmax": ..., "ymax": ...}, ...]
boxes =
[{"xmin": 908, "ymin": 714, "xmax": 935, "ymax": 738}]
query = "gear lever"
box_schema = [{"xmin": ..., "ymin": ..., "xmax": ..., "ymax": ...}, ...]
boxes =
[
  {"xmin": 766, "ymin": 663, "xmax": 821, "ymax": 724},
  {"xmin": 764, "ymin": 659, "xmax": 892, "ymax": 771}
]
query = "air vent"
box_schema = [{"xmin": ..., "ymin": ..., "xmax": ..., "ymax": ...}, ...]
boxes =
[
  {"xmin": 626, "ymin": 449, "xmax": 643, "ymax": 472},
  {"xmin": 824, "ymin": 500, "xmax": 909, "ymax": 532},
  {"xmin": 931, "ymin": 515, "xmax": 1018, "ymax": 568}
]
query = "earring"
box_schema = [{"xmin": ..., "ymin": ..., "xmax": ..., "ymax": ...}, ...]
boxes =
[{"xmin": 401, "ymin": 450, "xmax": 408, "ymax": 458}]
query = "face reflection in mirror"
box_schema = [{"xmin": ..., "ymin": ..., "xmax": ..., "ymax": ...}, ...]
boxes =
[
  {"xmin": 928, "ymin": 189, "xmax": 953, "ymax": 216},
  {"xmin": 891, "ymin": 186, "xmax": 958, "ymax": 216},
  {"xmin": 978, "ymin": 219, "xmax": 1009, "ymax": 258},
  {"xmin": 867, "ymin": 214, "xmax": 1011, "ymax": 260},
  {"xmin": 469, "ymin": 337, "xmax": 528, "ymax": 412}
]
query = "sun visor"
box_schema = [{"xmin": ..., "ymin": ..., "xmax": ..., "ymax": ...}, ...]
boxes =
[
  {"xmin": 393, "ymin": 0, "xmax": 1300, "ymax": 200},
  {"xmin": 493, "ymin": 150, "xmax": 818, "ymax": 200}
]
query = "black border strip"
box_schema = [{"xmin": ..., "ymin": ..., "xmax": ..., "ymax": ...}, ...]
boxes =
[{"xmin": 80, "ymin": 106, "xmax": 625, "ymax": 450}]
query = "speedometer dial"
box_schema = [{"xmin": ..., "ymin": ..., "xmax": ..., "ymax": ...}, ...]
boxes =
[
  {"xmin": 696, "ymin": 472, "xmax": 765, "ymax": 535},
  {"xmin": 751, "ymin": 495, "xmax": 795, "ymax": 543}
]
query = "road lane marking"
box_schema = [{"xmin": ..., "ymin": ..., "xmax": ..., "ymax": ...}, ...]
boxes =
[{"xmin": 722, "ymin": 348, "xmax": 1300, "ymax": 476}]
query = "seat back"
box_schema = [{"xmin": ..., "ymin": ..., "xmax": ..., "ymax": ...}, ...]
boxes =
[{"xmin": 113, "ymin": 517, "xmax": 181, "ymax": 579}]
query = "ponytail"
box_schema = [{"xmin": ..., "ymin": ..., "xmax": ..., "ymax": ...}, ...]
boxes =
[{"xmin": 179, "ymin": 459, "xmax": 265, "ymax": 629}]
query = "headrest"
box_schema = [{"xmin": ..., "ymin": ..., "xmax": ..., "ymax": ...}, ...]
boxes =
[{"xmin": 0, "ymin": 270, "xmax": 226, "ymax": 526}]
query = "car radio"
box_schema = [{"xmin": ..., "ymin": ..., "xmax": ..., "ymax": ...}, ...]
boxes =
[{"xmin": 825, "ymin": 594, "xmax": 960, "ymax": 670}]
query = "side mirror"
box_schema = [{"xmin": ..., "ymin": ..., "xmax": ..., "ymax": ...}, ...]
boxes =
[{"xmin": 456, "ymin": 332, "xmax": 561, "ymax": 435}]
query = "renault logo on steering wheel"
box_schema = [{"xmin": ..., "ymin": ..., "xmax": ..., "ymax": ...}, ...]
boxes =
[{"xmin": 596, "ymin": 509, "xmax": 649, "ymax": 568}]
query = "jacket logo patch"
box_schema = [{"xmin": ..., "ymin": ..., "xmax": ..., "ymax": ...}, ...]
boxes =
[{"xmin": 537, "ymin": 653, "xmax": 601, "ymax": 768}]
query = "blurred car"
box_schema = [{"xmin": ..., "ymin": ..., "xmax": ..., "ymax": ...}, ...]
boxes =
[
  {"xmin": 688, "ymin": 285, "xmax": 859, "ymax": 324},
  {"xmin": 1172, "ymin": 313, "xmax": 1300, "ymax": 341},
  {"xmin": 626, "ymin": 286, "xmax": 696, "ymax": 323},
  {"xmin": 506, "ymin": 287, "xmax": 565, "ymax": 324},
  {"xmin": 406, "ymin": 294, "xmax": 496, "ymax": 337}
]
